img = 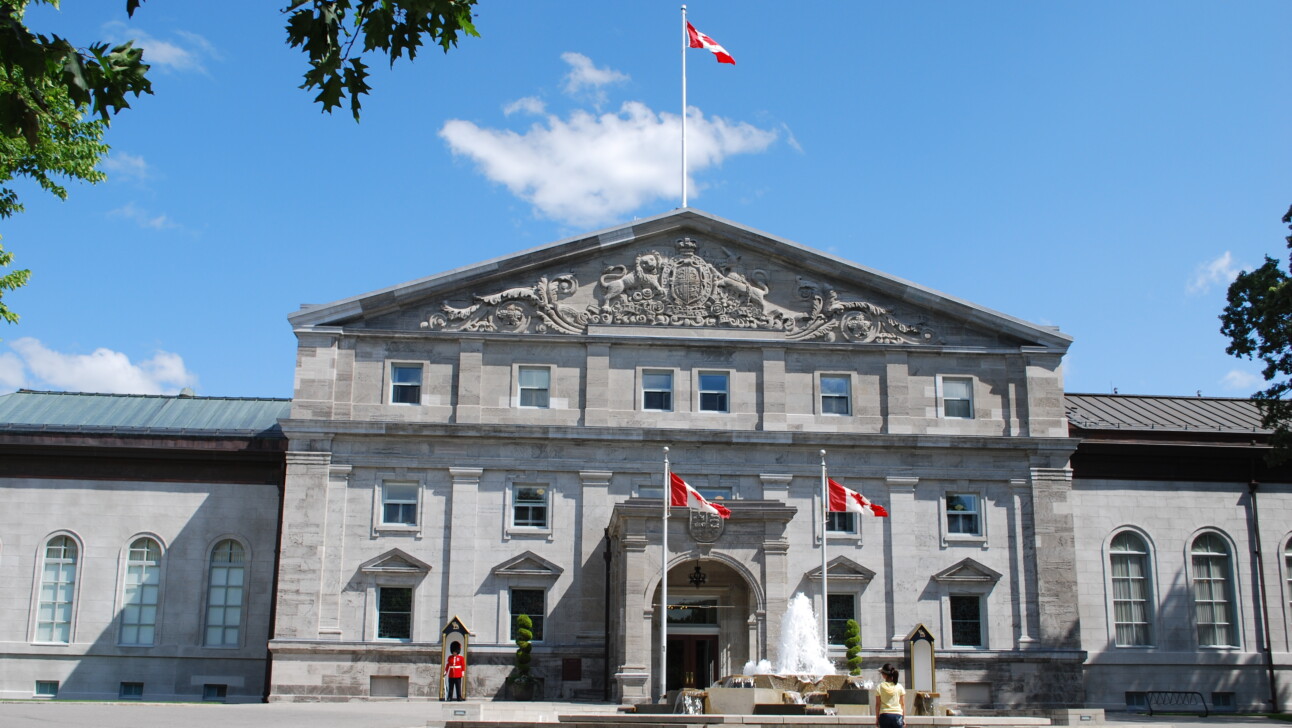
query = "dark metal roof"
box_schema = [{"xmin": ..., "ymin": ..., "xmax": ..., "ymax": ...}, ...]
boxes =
[
  {"xmin": 1065, "ymin": 393, "xmax": 1268, "ymax": 434},
  {"xmin": 0, "ymin": 390, "xmax": 291, "ymax": 437}
]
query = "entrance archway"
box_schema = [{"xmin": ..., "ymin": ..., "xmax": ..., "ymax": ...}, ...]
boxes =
[{"xmin": 650, "ymin": 557, "xmax": 758, "ymax": 693}]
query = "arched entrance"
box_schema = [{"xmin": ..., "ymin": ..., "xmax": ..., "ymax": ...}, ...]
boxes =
[{"xmin": 650, "ymin": 558, "xmax": 758, "ymax": 692}]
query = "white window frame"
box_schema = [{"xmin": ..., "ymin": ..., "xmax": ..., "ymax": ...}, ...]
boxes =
[
  {"xmin": 388, "ymin": 362, "xmax": 423, "ymax": 406},
  {"xmin": 825, "ymin": 511, "xmax": 858, "ymax": 535},
  {"xmin": 379, "ymin": 481, "xmax": 421, "ymax": 528},
  {"xmin": 947, "ymin": 593, "xmax": 985, "ymax": 647},
  {"xmin": 1190, "ymin": 532, "xmax": 1240, "ymax": 648},
  {"xmin": 696, "ymin": 370, "xmax": 731, "ymax": 414},
  {"xmin": 938, "ymin": 375, "xmax": 975, "ymax": 419},
  {"xmin": 203, "ymin": 538, "xmax": 247, "ymax": 649},
  {"xmin": 1107, "ymin": 530, "xmax": 1154, "ymax": 647},
  {"xmin": 818, "ymin": 373, "xmax": 852, "ymax": 416},
  {"xmin": 35, "ymin": 534, "xmax": 80, "ymax": 644},
  {"xmin": 640, "ymin": 368, "xmax": 675, "ymax": 412},
  {"xmin": 119, "ymin": 536, "xmax": 164, "ymax": 647},
  {"xmin": 375, "ymin": 585, "xmax": 414, "ymax": 642},
  {"xmin": 940, "ymin": 491, "xmax": 986, "ymax": 543},
  {"xmin": 508, "ymin": 482, "xmax": 552, "ymax": 535},
  {"xmin": 515, "ymin": 364, "xmax": 552, "ymax": 409}
]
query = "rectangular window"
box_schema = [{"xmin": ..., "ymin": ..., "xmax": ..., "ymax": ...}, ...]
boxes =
[
  {"xmin": 518, "ymin": 366, "xmax": 551, "ymax": 408},
  {"xmin": 826, "ymin": 593, "xmax": 856, "ymax": 645},
  {"xmin": 34, "ymin": 680, "xmax": 58, "ymax": 698},
  {"xmin": 202, "ymin": 684, "xmax": 228, "ymax": 702},
  {"xmin": 946, "ymin": 493, "xmax": 982, "ymax": 536},
  {"xmin": 376, "ymin": 587, "xmax": 412, "ymax": 641},
  {"xmin": 510, "ymin": 588, "xmax": 545, "ymax": 641},
  {"xmin": 1125, "ymin": 692, "xmax": 1148, "ymax": 710},
  {"xmin": 642, "ymin": 370, "xmax": 673, "ymax": 411},
  {"xmin": 381, "ymin": 482, "xmax": 419, "ymax": 526},
  {"xmin": 668, "ymin": 597, "xmax": 719, "ymax": 626},
  {"xmin": 120, "ymin": 538, "xmax": 161, "ymax": 646},
  {"xmin": 698, "ymin": 372, "xmax": 729, "ymax": 413},
  {"xmin": 390, "ymin": 364, "xmax": 422, "ymax": 405},
  {"xmin": 119, "ymin": 682, "xmax": 143, "ymax": 700},
  {"xmin": 949, "ymin": 594, "xmax": 983, "ymax": 646},
  {"xmin": 820, "ymin": 374, "xmax": 851, "ymax": 415},
  {"xmin": 826, "ymin": 511, "xmax": 857, "ymax": 534},
  {"xmin": 512, "ymin": 485, "xmax": 549, "ymax": 528},
  {"xmin": 1211, "ymin": 692, "xmax": 1235, "ymax": 710},
  {"xmin": 942, "ymin": 377, "xmax": 974, "ymax": 419}
]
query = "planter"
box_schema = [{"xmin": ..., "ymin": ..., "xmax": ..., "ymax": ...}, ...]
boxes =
[{"xmin": 509, "ymin": 680, "xmax": 537, "ymax": 701}]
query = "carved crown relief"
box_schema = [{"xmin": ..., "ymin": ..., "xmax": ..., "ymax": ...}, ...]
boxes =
[{"xmin": 421, "ymin": 237, "xmax": 935, "ymax": 344}]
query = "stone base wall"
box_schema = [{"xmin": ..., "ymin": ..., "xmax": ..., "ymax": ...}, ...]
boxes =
[
  {"xmin": 0, "ymin": 653, "xmax": 265, "ymax": 703},
  {"xmin": 1084, "ymin": 661, "xmax": 1288, "ymax": 713},
  {"xmin": 918, "ymin": 651, "xmax": 1087, "ymax": 710}
]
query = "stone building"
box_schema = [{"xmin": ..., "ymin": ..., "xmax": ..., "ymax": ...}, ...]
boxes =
[{"xmin": 2, "ymin": 208, "xmax": 1290, "ymax": 712}]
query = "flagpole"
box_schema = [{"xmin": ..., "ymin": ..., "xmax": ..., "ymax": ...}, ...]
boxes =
[
  {"xmin": 680, "ymin": 4, "xmax": 688, "ymax": 208},
  {"xmin": 660, "ymin": 445, "xmax": 670, "ymax": 702},
  {"xmin": 820, "ymin": 449, "xmax": 829, "ymax": 658}
]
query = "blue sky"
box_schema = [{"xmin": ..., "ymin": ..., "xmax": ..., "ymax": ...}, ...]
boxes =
[{"xmin": 2, "ymin": 1, "xmax": 1289, "ymax": 399}]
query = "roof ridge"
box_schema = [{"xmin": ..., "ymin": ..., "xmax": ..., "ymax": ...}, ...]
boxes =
[{"xmin": 13, "ymin": 389, "xmax": 290, "ymax": 403}]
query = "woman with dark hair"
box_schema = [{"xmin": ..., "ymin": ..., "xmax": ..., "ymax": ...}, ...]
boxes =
[{"xmin": 874, "ymin": 663, "xmax": 905, "ymax": 727}]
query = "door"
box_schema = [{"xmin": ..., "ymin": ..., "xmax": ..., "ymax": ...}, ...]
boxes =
[{"xmin": 666, "ymin": 635, "xmax": 719, "ymax": 690}]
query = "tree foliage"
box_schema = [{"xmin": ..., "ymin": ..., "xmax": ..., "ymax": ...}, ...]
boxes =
[
  {"xmin": 1220, "ymin": 205, "xmax": 1292, "ymax": 463},
  {"xmin": 0, "ymin": 0, "xmax": 479, "ymax": 324},
  {"xmin": 512, "ymin": 613, "xmax": 533, "ymax": 683},
  {"xmin": 843, "ymin": 619, "xmax": 862, "ymax": 676}
]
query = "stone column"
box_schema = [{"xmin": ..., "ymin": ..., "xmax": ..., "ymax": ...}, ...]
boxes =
[
  {"xmin": 885, "ymin": 476, "xmax": 919, "ymax": 646},
  {"xmin": 585, "ymin": 342, "xmax": 611, "ymax": 427},
  {"xmin": 456, "ymin": 339, "xmax": 483, "ymax": 424},
  {"xmin": 615, "ymin": 535, "xmax": 651, "ymax": 704},
  {"xmin": 1010, "ymin": 477, "xmax": 1036, "ymax": 647},
  {"xmin": 317, "ymin": 463, "xmax": 351, "ymax": 639},
  {"xmin": 761, "ymin": 347, "xmax": 786, "ymax": 430},
  {"xmin": 275, "ymin": 450, "xmax": 332, "ymax": 638},
  {"xmin": 446, "ymin": 467, "xmax": 482, "ymax": 628},
  {"xmin": 883, "ymin": 352, "xmax": 912, "ymax": 434},
  {"xmin": 1030, "ymin": 466, "xmax": 1079, "ymax": 648}
]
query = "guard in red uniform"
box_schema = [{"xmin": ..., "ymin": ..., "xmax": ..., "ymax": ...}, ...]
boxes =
[{"xmin": 444, "ymin": 641, "xmax": 466, "ymax": 701}]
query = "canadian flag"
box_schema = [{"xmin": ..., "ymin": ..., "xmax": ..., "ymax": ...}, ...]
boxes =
[
  {"xmin": 827, "ymin": 478, "xmax": 889, "ymax": 517},
  {"xmin": 670, "ymin": 473, "xmax": 732, "ymax": 518},
  {"xmin": 686, "ymin": 22, "xmax": 735, "ymax": 65}
]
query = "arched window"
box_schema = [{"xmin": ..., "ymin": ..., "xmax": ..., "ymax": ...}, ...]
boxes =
[
  {"xmin": 120, "ymin": 538, "xmax": 162, "ymax": 646},
  {"xmin": 37, "ymin": 536, "xmax": 78, "ymax": 643},
  {"xmin": 1191, "ymin": 533, "xmax": 1238, "ymax": 647},
  {"xmin": 204, "ymin": 540, "xmax": 245, "ymax": 647},
  {"xmin": 1109, "ymin": 531, "xmax": 1153, "ymax": 646}
]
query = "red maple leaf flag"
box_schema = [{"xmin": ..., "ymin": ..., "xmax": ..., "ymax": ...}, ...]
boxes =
[
  {"xmin": 686, "ymin": 21, "xmax": 735, "ymax": 65},
  {"xmin": 827, "ymin": 478, "xmax": 889, "ymax": 517},
  {"xmin": 670, "ymin": 473, "xmax": 732, "ymax": 518}
]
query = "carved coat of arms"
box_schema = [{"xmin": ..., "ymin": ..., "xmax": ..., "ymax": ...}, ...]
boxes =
[{"xmin": 688, "ymin": 510, "xmax": 725, "ymax": 543}]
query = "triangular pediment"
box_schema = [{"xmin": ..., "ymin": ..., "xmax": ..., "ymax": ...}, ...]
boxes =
[
  {"xmin": 806, "ymin": 556, "xmax": 876, "ymax": 583},
  {"xmin": 289, "ymin": 208, "xmax": 1070, "ymax": 351},
  {"xmin": 932, "ymin": 557, "xmax": 1002, "ymax": 584},
  {"xmin": 492, "ymin": 550, "xmax": 564, "ymax": 579},
  {"xmin": 359, "ymin": 548, "xmax": 431, "ymax": 574}
]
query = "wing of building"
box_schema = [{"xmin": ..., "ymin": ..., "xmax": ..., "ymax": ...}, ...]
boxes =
[{"xmin": 2, "ymin": 208, "xmax": 1289, "ymax": 712}]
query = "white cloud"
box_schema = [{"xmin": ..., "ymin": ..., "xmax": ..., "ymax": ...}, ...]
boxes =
[
  {"xmin": 504, "ymin": 97, "xmax": 546, "ymax": 116},
  {"xmin": 5, "ymin": 338, "xmax": 197, "ymax": 395},
  {"xmin": 441, "ymin": 101, "xmax": 777, "ymax": 227},
  {"xmin": 109, "ymin": 201, "xmax": 176, "ymax": 230},
  {"xmin": 102, "ymin": 151, "xmax": 150, "ymax": 181},
  {"xmin": 1220, "ymin": 369, "xmax": 1263, "ymax": 392},
  {"xmin": 1187, "ymin": 251, "xmax": 1242, "ymax": 294},
  {"xmin": 561, "ymin": 52, "xmax": 629, "ymax": 103},
  {"xmin": 102, "ymin": 22, "xmax": 218, "ymax": 73},
  {"xmin": 0, "ymin": 352, "xmax": 26, "ymax": 392}
]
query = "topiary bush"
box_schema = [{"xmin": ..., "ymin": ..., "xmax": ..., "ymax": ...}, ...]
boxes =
[
  {"xmin": 844, "ymin": 619, "xmax": 862, "ymax": 676},
  {"xmin": 513, "ymin": 613, "xmax": 534, "ymax": 684}
]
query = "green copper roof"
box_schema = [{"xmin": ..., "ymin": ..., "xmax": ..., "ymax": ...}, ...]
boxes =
[{"xmin": 0, "ymin": 390, "xmax": 290, "ymax": 437}]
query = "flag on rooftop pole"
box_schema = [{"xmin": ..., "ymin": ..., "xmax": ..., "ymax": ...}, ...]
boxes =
[{"xmin": 680, "ymin": 6, "xmax": 735, "ymax": 209}]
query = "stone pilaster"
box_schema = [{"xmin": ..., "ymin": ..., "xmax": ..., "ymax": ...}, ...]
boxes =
[
  {"xmin": 1010, "ymin": 477, "xmax": 1036, "ymax": 647},
  {"xmin": 584, "ymin": 343, "xmax": 610, "ymax": 427},
  {"xmin": 761, "ymin": 347, "xmax": 786, "ymax": 430},
  {"xmin": 317, "ymin": 463, "xmax": 351, "ymax": 639},
  {"xmin": 616, "ymin": 535, "xmax": 650, "ymax": 704},
  {"xmin": 759, "ymin": 473, "xmax": 792, "ymax": 501},
  {"xmin": 1030, "ymin": 466, "xmax": 1079, "ymax": 648},
  {"xmin": 761, "ymin": 540, "xmax": 790, "ymax": 666},
  {"xmin": 455, "ymin": 340, "xmax": 483, "ymax": 424},
  {"xmin": 275, "ymin": 450, "xmax": 332, "ymax": 638},
  {"xmin": 577, "ymin": 470, "xmax": 613, "ymax": 641},
  {"xmin": 885, "ymin": 476, "xmax": 919, "ymax": 646},
  {"xmin": 446, "ymin": 467, "xmax": 482, "ymax": 628},
  {"xmin": 883, "ymin": 352, "xmax": 912, "ymax": 434}
]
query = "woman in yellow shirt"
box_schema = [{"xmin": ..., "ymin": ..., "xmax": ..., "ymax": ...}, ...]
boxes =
[{"xmin": 874, "ymin": 663, "xmax": 905, "ymax": 728}]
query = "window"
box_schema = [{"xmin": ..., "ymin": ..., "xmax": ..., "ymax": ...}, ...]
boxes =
[
  {"xmin": 698, "ymin": 372, "xmax": 729, "ymax": 413},
  {"xmin": 941, "ymin": 377, "xmax": 974, "ymax": 418},
  {"xmin": 1109, "ymin": 532, "xmax": 1152, "ymax": 646},
  {"xmin": 203, "ymin": 684, "xmax": 228, "ymax": 702},
  {"xmin": 668, "ymin": 597, "xmax": 719, "ymax": 625},
  {"xmin": 946, "ymin": 494, "xmax": 981, "ymax": 536},
  {"xmin": 642, "ymin": 370, "xmax": 673, "ymax": 411},
  {"xmin": 390, "ymin": 364, "xmax": 422, "ymax": 405},
  {"xmin": 34, "ymin": 680, "xmax": 58, "ymax": 698},
  {"xmin": 376, "ymin": 586, "xmax": 412, "ymax": 640},
  {"xmin": 510, "ymin": 588, "xmax": 545, "ymax": 641},
  {"xmin": 1212, "ymin": 692, "xmax": 1235, "ymax": 710},
  {"xmin": 1124, "ymin": 692, "xmax": 1148, "ymax": 710},
  {"xmin": 204, "ymin": 540, "xmax": 245, "ymax": 647},
  {"xmin": 381, "ymin": 482, "xmax": 419, "ymax": 526},
  {"xmin": 826, "ymin": 511, "xmax": 857, "ymax": 535},
  {"xmin": 949, "ymin": 594, "xmax": 982, "ymax": 646},
  {"xmin": 37, "ymin": 536, "xmax": 78, "ymax": 643},
  {"xmin": 820, "ymin": 374, "xmax": 851, "ymax": 415},
  {"xmin": 1192, "ymin": 533, "xmax": 1237, "ymax": 647},
  {"xmin": 512, "ymin": 485, "xmax": 549, "ymax": 528},
  {"xmin": 518, "ymin": 366, "xmax": 551, "ymax": 408},
  {"xmin": 826, "ymin": 593, "xmax": 856, "ymax": 645},
  {"xmin": 120, "ymin": 537, "xmax": 162, "ymax": 646},
  {"xmin": 119, "ymin": 682, "xmax": 144, "ymax": 700}
]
